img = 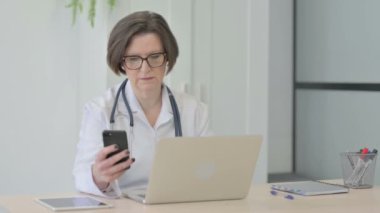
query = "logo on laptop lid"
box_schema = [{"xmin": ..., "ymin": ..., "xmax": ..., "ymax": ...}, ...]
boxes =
[{"xmin": 195, "ymin": 161, "xmax": 216, "ymax": 180}]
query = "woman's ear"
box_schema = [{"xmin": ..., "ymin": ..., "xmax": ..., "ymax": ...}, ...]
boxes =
[{"xmin": 119, "ymin": 64, "xmax": 126, "ymax": 74}]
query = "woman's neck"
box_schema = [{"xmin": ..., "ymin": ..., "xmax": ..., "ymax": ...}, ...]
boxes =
[
  {"xmin": 137, "ymin": 91, "xmax": 162, "ymax": 111},
  {"xmin": 134, "ymin": 87, "xmax": 163, "ymax": 126}
]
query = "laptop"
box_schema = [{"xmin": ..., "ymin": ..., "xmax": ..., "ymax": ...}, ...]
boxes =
[{"xmin": 123, "ymin": 135, "xmax": 262, "ymax": 204}]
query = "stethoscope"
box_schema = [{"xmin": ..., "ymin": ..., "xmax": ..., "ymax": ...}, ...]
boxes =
[{"xmin": 109, "ymin": 78, "xmax": 182, "ymax": 137}]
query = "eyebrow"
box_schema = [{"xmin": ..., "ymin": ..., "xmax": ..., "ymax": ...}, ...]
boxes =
[{"xmin": 124, "ymin": 51, "xmax": 164, "ymax": 57}]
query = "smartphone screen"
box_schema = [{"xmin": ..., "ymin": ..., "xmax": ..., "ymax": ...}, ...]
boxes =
[{"xmin": 102, "ymin": 130, "xmax": 129, "ymax": 164}]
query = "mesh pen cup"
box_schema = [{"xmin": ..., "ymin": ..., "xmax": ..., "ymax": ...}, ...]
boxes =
[{"xmin": 340, "ymin": 152, "xmax": 377, "ymax": 188}]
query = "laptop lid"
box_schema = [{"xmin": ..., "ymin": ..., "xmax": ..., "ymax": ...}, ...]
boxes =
[{"xmin": 125, "ymin": 135, "xmax": 262, "ymax": 204}]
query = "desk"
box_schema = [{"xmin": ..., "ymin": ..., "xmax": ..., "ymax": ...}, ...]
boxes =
[{"xmin": 1, "ymin": 182, "xmax": 379, "ymax": 213}]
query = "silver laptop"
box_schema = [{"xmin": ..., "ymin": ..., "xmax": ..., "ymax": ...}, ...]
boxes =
[{"xmin": 123, "ymin": 135, "xmax": 262, "ymax": 204}]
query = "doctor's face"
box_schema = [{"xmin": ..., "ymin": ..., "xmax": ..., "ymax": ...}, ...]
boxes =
[{"xmin": 123, "ymin": 33, "xmax": 167, "ymax": 95}]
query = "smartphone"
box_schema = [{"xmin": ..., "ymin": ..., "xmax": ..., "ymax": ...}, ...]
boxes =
[{"xmin": 102, "ymin": 130, "xmax": 129, "ymax": 164}]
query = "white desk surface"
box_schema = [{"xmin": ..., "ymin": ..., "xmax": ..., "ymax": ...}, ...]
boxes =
[{"xmin": 1, "ymin": 181, "xmax": 379, "ymax": 213}]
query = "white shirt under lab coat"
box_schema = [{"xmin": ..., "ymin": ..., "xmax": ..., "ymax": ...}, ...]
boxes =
[{"xmin": 73, "ymin": 81, "xmax": 210, "ymax": 198}]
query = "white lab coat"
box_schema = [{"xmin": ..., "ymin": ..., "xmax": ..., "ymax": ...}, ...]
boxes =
[{"xmin": 73, "ymin": 81, "xmax": 210, "ymax": 198}]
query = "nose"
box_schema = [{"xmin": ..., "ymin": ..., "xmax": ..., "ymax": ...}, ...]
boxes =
[{"xmin": 139, "ymin": 59, "xmax": 151, "ymax": 73}]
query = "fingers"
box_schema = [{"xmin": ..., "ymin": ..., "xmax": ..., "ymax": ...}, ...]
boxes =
[
  {"xmin": 95, "ymin": 157, "xmax": 135, "ymax": 183},
  {"xmin": 96, "ymin": 150, "xmax": 129, "ymax": 172},
  {"xmin": 108, "ymin": 157, "xmax": 135, "ymax": 176},
  {"xmin": 110, "ymin": 158, "xmax": 136, "ymax": 180},
  {"xmin": 107, "ymin": 150, "xmax": 130, "ymax": 167},
  {"xmin": 95, "ymin": 144, "xmax": 119, "ymax": 163},
  {"xmin": 92, "ymin": 146, "xmax": 136, "ymax": 186},
  {"xmin": 95, "ymin": 145, "xmax": 130, "ymax": 167}
]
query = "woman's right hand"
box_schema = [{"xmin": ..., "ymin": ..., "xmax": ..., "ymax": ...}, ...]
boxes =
[{"xmin": 92, "ymin": 145, "xmax": 135, "ymax": 191}]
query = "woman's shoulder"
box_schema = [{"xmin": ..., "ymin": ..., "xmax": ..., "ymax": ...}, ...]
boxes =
[
  {"xmin": 171, "ymin": 89, "xmax": 211, "ymax": 136},
  {"xmin": 84, "ymin": 83, "xmax": 121, "ymax": 112},
  {"xmin": 172, "ymin": 90, "xmax": 207, "ymax": 111}
]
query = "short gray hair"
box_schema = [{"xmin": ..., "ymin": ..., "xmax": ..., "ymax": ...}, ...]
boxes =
[{"xmin": 107, "ymin": 11, "xmax": 179, "ymax": 75}]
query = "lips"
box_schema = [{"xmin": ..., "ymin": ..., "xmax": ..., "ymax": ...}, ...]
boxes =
[{"xmin": 140, "ymin": 76, "xmax": 154, "ymax": 80}]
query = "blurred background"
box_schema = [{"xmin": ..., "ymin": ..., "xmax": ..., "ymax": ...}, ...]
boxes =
[
  {"xmin": 0, "ymin": 0, "xmax": 275, "ymax": 195},
  {"xmin": 1, "ymin": 0, "xmax": 379, "ymax": 195}
]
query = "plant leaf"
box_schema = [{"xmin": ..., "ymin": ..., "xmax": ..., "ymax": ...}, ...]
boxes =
[
  {"xmin": 108, "ymin": 0, "xmax": 116, "ymax": 10},
  {"xmin": 88, "ymin": 0, "xmax": 96, "ymax": 27},
  {"xmin": 66, "ymin": 0, "xmax": 84, "ymax": 26},
  {"xmin": 66, "ymin": 0, "xmax": 116, "ymax": 27}
]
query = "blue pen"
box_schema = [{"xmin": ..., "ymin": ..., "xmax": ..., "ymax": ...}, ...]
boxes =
[{"xmin": 270, "ymin": 190, "xmax": 294, "ymax": 200}]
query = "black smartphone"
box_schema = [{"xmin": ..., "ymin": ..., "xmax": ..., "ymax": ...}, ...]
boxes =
[{"xmin": 102, "ymin": 130, "xmax": 129, "ymax": 164}]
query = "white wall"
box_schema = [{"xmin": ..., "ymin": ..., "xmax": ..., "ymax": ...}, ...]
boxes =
[
  {"xmin": 296, "ymin": 0, "xmax": 380, "ymax": 185},
  {"xmin": 268, "ymin": 0, "xmax": 293, "ymax": 174},
  {"xmin": 0, "ymin": 0, "xmax": 110, "ymax": 195},
  {"xmin": 297, "ymin": 0, "xmax": 380, "ymax": 82},
  {"xmin": 0, "ymin": 1, "xmax": 81, "ymax": 194},
  {"xmin": 297, "ymin": 90, "xmax": 380, "ymax": 184},
  {"xmin": 0, "ymin": 0, "xmax": 293, "ymax": 195}
]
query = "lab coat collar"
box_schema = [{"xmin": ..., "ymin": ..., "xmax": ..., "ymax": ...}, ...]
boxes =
[
  {"xmin": 116, "ymin": 80, "xmax": 174, "ymax": 126},
  {"xmin": 155, "ymin": 85, "xmax": 174, "ymax": 127}
]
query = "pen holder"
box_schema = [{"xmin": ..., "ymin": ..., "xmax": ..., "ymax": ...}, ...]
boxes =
[{"xmin": 340, "ymin": 152, "xmax": 377, "ymax": 188}]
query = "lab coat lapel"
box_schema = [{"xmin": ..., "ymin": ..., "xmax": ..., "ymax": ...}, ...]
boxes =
[
  {"xmin": 111, "ymin": 81, "xmax": 136, "ymax": 130},
  {"xmin": 116, "ymin": 81, "xmax": 139, "ymax": 117},
  {"xmin": 154, "ymin": 87, "xmax": 174, "ymax": 128}
]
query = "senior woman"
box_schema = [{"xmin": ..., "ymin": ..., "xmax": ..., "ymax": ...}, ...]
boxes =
[{"xmin": 73, "ymin": 11, "xmax": 210, "ymax": 198}]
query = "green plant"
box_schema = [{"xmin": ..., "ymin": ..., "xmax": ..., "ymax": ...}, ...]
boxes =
[{"xmin": 66, "ymin": 0, "xmax": 117, "ymax": 27}]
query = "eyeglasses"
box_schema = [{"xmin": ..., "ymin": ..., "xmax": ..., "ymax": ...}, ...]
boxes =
[{"xmin": 122, "ymin": 52, "xmax": 166, "ymax": 70}]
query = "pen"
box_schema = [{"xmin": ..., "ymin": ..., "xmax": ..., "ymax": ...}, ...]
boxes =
[
  {"xmin": 355, "ymin": 149, "xmax": 378, "ymax": 184},
  {"xmin": 346, "ymin": 147, "xmax": 377, "ymax": 186},
  {"xmin": 358, "ymin": 147, "xmax": 369, "ymax": 161},
  {"xmin": 346, "ymin": 152, "xmax": 355, "ymax": 169},
  {"xmin": 270, "ymin": 190, "xmax": 294, "ymax": 200},
  {"xmin": 370, "ymin": 149, "xmax": 378, "ymax": 160}
]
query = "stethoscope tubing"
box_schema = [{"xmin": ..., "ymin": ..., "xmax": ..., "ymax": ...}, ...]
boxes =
[{"xmin": 110, "ymin": 79, "xmax": 182, "ymax": 137}]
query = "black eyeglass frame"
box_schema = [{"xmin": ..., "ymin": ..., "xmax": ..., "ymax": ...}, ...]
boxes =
[{"xmin": 122, "ymin": 52, "xmax": 167, "ymax": 70}]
